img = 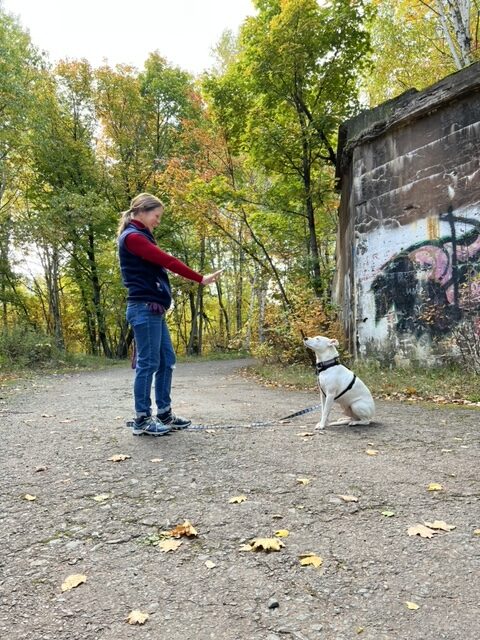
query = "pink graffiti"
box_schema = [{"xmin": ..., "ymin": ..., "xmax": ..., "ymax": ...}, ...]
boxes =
[{"xmin": 409, "ymin": 233, "xmax": 480, "ymax": 307}]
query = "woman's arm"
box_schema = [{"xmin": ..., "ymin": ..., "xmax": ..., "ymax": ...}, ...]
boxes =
[{"xmin": 125, "ymin": 233, "xmax": 203, "ymax": 283}]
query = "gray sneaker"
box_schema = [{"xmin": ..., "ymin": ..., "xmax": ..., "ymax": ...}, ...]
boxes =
[
  {"xmin": 131, "ymin": 416, "xmax": 171, "ymax": 436},
  {"xmin": 157, "ymin": 410, "xmax": 191, "ymax": 430}
]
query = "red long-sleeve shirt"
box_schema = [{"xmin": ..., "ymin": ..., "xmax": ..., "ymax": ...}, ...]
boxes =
[{"xmin": 124, "ymin": 220, "xmax": 203, "ymax": 284}]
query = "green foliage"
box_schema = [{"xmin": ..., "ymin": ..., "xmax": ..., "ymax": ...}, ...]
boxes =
[
  {"xmin": 0, "ymin": 326, "xmax": 58, "ymax": 368},
  {"xmin": 252, "ymin": 288, "xmax": 342, "ymax": 365}
]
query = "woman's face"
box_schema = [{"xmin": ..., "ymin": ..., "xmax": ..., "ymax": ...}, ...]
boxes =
[{"xmin": 137, "ymin": 206, "xmax": 163, "ymax": 231}]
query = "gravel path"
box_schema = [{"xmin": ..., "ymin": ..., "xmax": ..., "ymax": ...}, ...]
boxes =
[{"xmin": 0, "ymin": 359, "xmax": 479, "ymax": 640}]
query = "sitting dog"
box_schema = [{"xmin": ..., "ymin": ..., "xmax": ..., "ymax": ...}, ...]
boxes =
[{"xmin": 303, "ymin": 336, "xmax": 375, "ymax": 429}]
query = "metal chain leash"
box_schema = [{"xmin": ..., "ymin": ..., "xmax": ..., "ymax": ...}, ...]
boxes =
[
  {"xmin": 125, "ymin": 402, "xmax": 322, "ymax": 433},
  {"xmin": 185, "ymin": 402, "xmax": 323, "ymax": 432}
]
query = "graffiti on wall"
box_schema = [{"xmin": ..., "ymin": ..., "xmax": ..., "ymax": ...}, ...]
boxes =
[{"xmin": 371, "ymin": 207, "xmax": 480, "ymax": 337}]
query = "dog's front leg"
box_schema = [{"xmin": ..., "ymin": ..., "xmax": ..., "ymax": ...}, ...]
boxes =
[{"xmin": 315, "ymin": 393, "xmax": 335, "ymax": 430}]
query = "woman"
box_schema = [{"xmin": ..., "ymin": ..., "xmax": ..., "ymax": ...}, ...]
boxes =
[{"xmin": 118, "ymin": 193, "xmax": 223, "ymax": 436}]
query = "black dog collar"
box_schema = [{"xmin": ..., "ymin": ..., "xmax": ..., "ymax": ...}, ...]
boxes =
[{"xmin": 315, "ymin": 357, "xmax": 340, "ymax": 373}]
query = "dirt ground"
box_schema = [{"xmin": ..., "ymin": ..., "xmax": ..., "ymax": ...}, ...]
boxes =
[{"xmin": 0, "ymin": 358, "xmax": 479, "ymax": 640}]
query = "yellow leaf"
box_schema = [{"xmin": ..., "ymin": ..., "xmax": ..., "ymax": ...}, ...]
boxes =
[
  {"xmin": 274, "ymin": 529, "xmax": 289, "ymax": 537},
  {"xmin": 168, "ymin": 520, "xmax": 198, "ymax": 538},
  {"xmin": 126, "ymin": 610, "xmax": 149, "ymax": 625},
  {"xmin": 108, "ymin": 454, "xmax": 131, "ymax": 462},
  {"xmin": 366, "ymin": 449, "xmax": 379, "ymax": 456},
  {"xmin": 158, "ymin": 539, "xmax": 182, "ymax": 552},
  {"xmin": 339, "ymin": 494, "xmax": 358, "ymax": 502},
  {"xmin": 299, "ymin": 553, "xmax": 323, "ymax": 567},
  {"xmin": 427, "ymin": 483, "xmax": 443, "ymax": 491},
  {"xmin": 205, "ymin": 560, "xmax": 216, "ymax": 569},
  {"xmin": 229, "ymin": 495, "xmax": 247, "ymax": 504},
  {"xmin": 23, "ymin": 494, "xmax": 37, "ymax": 501},
  {"xmin": 424, "ymin": 520, "xmax": 456, "ymax": 531},
  {"xmin": 405, "ymin": 601, "xmax": 420, "ymax": 610},
  {"xmin": 241, "ymin": 537, "xmax": 285, "ymax": 552},
  {"xmin": 407, "ymin": 524, "xmax": 436, "ymax": 538},
  {"xmin": 356, "ymin": 627, "xmax": 365, "ymax": 634},
  {"xmin": 92, "ymin": 494, "xmax": 110, "ymax": 502},
  {"xmin": 61, "ymin": 574, "xmax": 87, "ymax": 591},
  {"xmin": 296, "ymin": 478, "xmax": 310, "ymax": 485},
  {"xmin": 150, "ymin": 458, "xmax": 163, "ymax": 463}
]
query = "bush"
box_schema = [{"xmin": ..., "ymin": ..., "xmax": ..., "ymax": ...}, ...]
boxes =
[
  {"xmin": 0, "ymin": 326, "xmax": 60, "ymax": 369},
  {"xmin": 252, "ymin": 290, "xmax": 343, "ymax": 365}
]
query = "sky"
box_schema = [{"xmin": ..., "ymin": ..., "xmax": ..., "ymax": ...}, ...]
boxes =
[{"xmin": 2, "ymin": 0, "xmax": 256, "ymax": 75}]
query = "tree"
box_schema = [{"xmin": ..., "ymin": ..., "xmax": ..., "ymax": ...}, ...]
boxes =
[
  {"xmin": 365, "ymin": 1, "xmax": 480, "ymax": 106},
  {"xmin": 420, "ymin": 0, "xmax": 479, "ymax": 68},
  {"xmin": 205, "ymin": 0, "xmax": 371, "ymax": 298},
  {"xmin": 0, "ymin": 7, "xmax": 40, "ymax": 327}
]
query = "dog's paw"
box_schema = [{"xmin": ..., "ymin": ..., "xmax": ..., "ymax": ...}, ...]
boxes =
[{"xmin": 314, "ymin": 422, "xmax": 325, "ymax": 430}]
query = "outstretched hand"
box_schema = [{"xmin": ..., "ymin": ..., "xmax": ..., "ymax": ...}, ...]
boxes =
[{"xmin": 201, "ymin": 268, "xmax": 224, "ymax": 286}]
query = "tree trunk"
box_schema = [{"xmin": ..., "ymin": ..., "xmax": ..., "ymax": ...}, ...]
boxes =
[{"xmin": 87, "ymin": 227, "xmax": 112, "ymax": 357}]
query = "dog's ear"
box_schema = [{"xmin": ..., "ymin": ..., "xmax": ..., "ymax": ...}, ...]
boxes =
[{"xmin": 330, "ymin": 338, "xmax": 339, "ymax": 347}]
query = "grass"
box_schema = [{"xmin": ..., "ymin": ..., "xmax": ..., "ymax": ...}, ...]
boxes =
[{"xmin": 248, "ymin": 360, "xmax": 480, "ymax": 406}]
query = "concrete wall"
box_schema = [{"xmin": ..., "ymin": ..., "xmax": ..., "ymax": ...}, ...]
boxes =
[{"xmin": 335, "ymin": 62, "xmax": 480, "ymax": 364}]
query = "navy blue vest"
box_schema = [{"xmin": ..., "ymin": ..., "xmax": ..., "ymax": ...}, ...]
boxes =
[{"xmin": 118, "ymin": 223, "xmax": 172, "ymax": 308}]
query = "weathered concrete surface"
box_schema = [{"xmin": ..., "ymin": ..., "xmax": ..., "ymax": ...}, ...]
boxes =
[
  {"xmin": 335, "ymin": 62, "xmax": 480, "ymax": 364},
  {"xmin": 1, "ymin": 360, "xmax": 479, "ymax": 639}
]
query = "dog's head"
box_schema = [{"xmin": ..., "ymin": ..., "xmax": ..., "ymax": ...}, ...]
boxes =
[{"xmin": 303, "ymin": 335, "xmax": 339, "ymax": 358}]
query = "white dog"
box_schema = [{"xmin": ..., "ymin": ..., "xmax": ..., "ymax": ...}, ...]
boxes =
[{"xmin": 304, "ymin": 336, "xmax": 375, "ymax": 430}]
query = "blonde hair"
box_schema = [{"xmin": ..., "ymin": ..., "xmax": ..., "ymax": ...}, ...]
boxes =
[{"xmin": 117, "ymin": 193, "xmax": 164, "ymax": 236}]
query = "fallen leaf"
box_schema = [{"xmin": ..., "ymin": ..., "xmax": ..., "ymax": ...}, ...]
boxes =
[
  {"xmin": 23, "ymin": 494, "xmax": 37, "ymax": 501},
  {"xmin": 405, "ymin": 601, "xmax": 420, "ymax": 610},
  {"xmin": 158, "ymin": 539, "xmax": 182, "ymax": 552},
  {"xmin": 296, "ymin": 432, "xmax": 315, "ymax": 437},
  {"xmin": 35, "ymin": 466, "xmax": 47, "ymax": 472},
  {"xmin": 407, "ymin": 524, "xmax": 436, "ymax": 538},
  {"xmin": 274, "ymin": 529, "xmax": 289, "ymax": 537},
  {"xmin": 150, "ymin": 458, "xmax": 163, "ymax": 463},
  {"xmin": 296, "ymin": 478, "xmax": 310, "ymax": 485},
  {"xmin": 240, "ymin": 537, "xmax": 285, "ymax": 552},
  {"xmin": 272, "ymin": 514, "xmax": 283, "ymax": 519},
  {"xmin": 229, "ymin": 495, "xmax": 247, "ymax": 504},
  {"xmin": 299, "ymin": 553, "xmax": 323, "ymax": 567},
  {"xmin": 41, "ymin": 414, "xmax": 53, "ymax": 418},
  {"xmin": 381, "ymin": 510, "xmax": 396, "ymax": 517},
  {"xmin": 366, "ymin": 449, "xmax": 379, "ymax": 456},
  {"xmin": 205, "ymin": 560, "xmax": 216, "ymax": 569},
  {"xmin": 126, "ymin": 610, "xmax": 149, "ymax": 625},
  {"xmin": 427, "ymin": 483, "xmax": 443, "ymax": 491},
  {"xmin": 424, "ymin": 520, "xmax": 456, "ymax": 531},
  {"xmin": 441, "ymin": 449, "xmax": 453, "ymax": 453},
  {"xmin": 61, "ymin": 574, "xmax": 87, "ymax": 591},
  {"xmin": 168, "ymin": 520, "xmax": 198, "ymax": 538},
  {"xmin": 108, "ymin": 454, "xmax": 131, "ymax": 462},
  {"xmin": 92, "ymin": 494, "xmax": 110, "ymax": 502},
  {"xmin": 59, "ymin": 418, "xmax": 74, "ymax": 423},
  {"xmin": 356, "ymin": 627, "xmax": 365, "ymax": 634},
  {"xmin": 339, "ymin": 495, "xmax": 358, "ymax": 502},
  {"xmin": 473, "ymin": 529, "xmax": 480, "ymax": 536}
]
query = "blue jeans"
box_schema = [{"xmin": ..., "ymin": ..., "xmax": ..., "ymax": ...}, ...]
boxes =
[{"xmin": 126, "ymin": 303, "xmax": 176, "ymax": 417}]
